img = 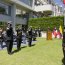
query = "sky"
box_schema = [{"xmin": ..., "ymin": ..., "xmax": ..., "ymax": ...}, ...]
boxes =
[{"xmin": 54, "ymin": 0, "xmax": 63, "ymax": 7}]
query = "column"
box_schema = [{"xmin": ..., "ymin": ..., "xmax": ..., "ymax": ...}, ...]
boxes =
[
  {"xmin": 32, "ymin": 0, "xmax": 35, "ymax": 9},
  {"xmin": 11, "ymin": 4, "xmax": 16, "ymax": 32}
]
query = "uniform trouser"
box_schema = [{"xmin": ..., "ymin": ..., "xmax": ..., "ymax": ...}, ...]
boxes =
[
  {"xmin": 7, "ymin": 40, "xmax": 13, "ymax": 54},
  {"xmin": 17, "ymin": 39, "xmax": 21, "ymax": 50},
  {"xmin": 28, "ymin": 38, "xmax": 32, "ymax": 47},
  {"xmin": 63, "ymin": 47, "xmax": 65, "ymax": 59},
  {"xmin": 0, "ymin": 41, "xmax": 3, "ymax": 49},
  {"xmin": 39, "ymin": 33, "xmax": 41, "ymax": 37},
  {"xmin": 0, "ymin": 38, "xmax": 3, "ymax": 49},
  {"xmin": 33, "ymin": 36, "xmax": 36, "ymax": 41}
]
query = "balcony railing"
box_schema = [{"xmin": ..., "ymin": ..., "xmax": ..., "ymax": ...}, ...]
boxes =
[
  {"xmin": 34, "ymin": 4, "xmax": 53, "ymax": 12},
  {"xmin": 0, "ymin": 14, "xmax": 12, "ymax": 22},
  {"xmin": 0, "ymin": 14, "xmax": 27, "ymax": 25},
  {"xmin": 16, "ymin": 17, "xmax": 27, "ymax": 24}
]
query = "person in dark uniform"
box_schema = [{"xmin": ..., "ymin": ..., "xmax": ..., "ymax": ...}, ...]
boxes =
[
  {"xmin": 38, "ymin": 27, "xmax": 41, "ymax": 37},
  {"xmin": 32, "ymin": 29, "xmax": 36, "ymax": 41},
  {"xmin": 6, "ymin": 22, "xmax": 13, "ymax": 54},
  {"xmin": 62, "ymin": 27, "xmax": 65, "ymax": 64},
  {"xmin": 0, "ymin": 28, "xmax": 3, "ymax": 49},
  {"xmin": 28, "ymin": 27, "xmax": 33, "ymax": 47},
  {"xmin": 16, "ymin": 29, "xmax": 22, "ymax": 50},
  {"xmin": 35, "ymin": 28, "xmax": 38, "ymax": 37}
]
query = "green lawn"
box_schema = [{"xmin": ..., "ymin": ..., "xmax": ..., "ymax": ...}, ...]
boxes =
[{"xmin": 0, "ymin": 38, "xmax": 63, "ymax": 65}]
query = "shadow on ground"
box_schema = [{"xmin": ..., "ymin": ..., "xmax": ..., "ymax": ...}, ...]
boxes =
[
  {"xmin": 31, "ymin": 44, "xmax": 36, "ymax": 47},
  {"xmin": 12, "ymin": 44, "xmax": 36, "ymax": 54},
  {"xmin": 62, "ymin": 58, "xmax": 65, "ymax": 65},
  {"xmin": 12, "ymin": 46, "xmax": 27, "ymax": 54}
]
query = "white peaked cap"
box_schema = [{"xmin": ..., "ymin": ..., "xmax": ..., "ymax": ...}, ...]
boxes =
[{"xmin": 8, "ymin": 21, "xmax": 12, "ymax": 24}]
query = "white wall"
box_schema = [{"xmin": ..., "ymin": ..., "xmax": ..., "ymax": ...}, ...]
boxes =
[
  {"xmin": 34, "ymin": 4, "xmax": 53, "ymax": 12},
  {"xmin": 53, "ymin": 4, "xmax": 63, "ymax": 16}
]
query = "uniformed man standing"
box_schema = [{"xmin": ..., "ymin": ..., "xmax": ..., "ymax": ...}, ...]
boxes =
[
  {"xmin": 0, "ymin": 28, "xmax": 3, "ymax": 49},
  {"xmin": 38, "ymin": 28, "xmax": 41, "ymax": 37},
  {"xmin": 16, "ymin": 29, "xmax": 22, "ymax": 50},
  {"xmin": 32, "ymin": 29, "xmax": 36, "ymax": 41},
  {"xmin": 35, "ymin": 28, "xmax": 38, "ymax": 37},
  {"xmin": 28, "ymin": 27, "xmax": 33, "ymax": 47},
  {"xmin": 6, "ymin": 22, "xmax": 13, "ymax": 54},
  {"xmin": 62, "ymin": 26, "xmax": 65, "ymax": 63}
]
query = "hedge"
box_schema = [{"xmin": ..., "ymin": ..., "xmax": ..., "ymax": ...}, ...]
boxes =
[{"xmin": 28, "ymin": 16, "xmax": 63, "ymax": 31}]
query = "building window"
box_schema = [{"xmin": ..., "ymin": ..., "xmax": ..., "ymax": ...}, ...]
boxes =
[
  {"xmin": 0, "ymin": 7, "xmax": 6, "ymax": 14},
  {"xmin": 8, "ymin": 6, "xmax": 11, "ymax": 16},
  {"xmin": 19, "ymin": 0, "xmax": 32, "ymax": 6},
  {"xmin": 0, "ymin": 2, "xmax": 11, "ymax": 16}
]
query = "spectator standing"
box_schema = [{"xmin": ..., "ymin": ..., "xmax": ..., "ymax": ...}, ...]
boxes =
[{"xmin": 53, "ymin": 27, "xmax": 58, "ymax": 38}]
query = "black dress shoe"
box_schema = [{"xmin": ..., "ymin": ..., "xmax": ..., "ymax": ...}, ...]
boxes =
[{"xmin": 8, "ymin": 52, "xmax": 13, "ymax": 55}]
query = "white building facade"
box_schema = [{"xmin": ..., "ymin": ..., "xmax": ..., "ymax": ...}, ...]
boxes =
[
  {"xmin": 34, "ymin": 0, "xmax": 63, "ymax": 16},
  {"xmin": 53, "ymin": 4, "xmax": 63, "ymax": 16},
  {"xmin": 0, "ymin": 0, "xmax": 34, "ymax": 30},
  {"xmin": 0, "ymin": 0, "xmax": 63, "ymax": 29}
]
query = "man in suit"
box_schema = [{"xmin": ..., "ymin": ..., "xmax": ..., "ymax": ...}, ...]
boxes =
[{"xmin": 6, "ymin": 22, "xmax": 13, "ymax": 54}]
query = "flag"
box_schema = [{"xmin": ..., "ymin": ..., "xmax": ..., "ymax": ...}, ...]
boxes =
[
  {"xmin": 63, "ymin": 0, "xmax": 65, "ymax": 4},
  {"xmin": 59, "ymin": 25, "xmax": 62, "ymax": 34}
]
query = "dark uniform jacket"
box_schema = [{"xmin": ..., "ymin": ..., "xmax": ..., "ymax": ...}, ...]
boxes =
[
  {"xmin": 63, "ymin": 32, "xmax": 65, "ymax": 47},
  {"xmin": 28, "ymin": 29, "xmax": 32, "ymax": 38},
  {"xmin": 16, "ymin": 29, "xmax": 22, "ymax": 40},
  {"xmin": 6, "ymin": 27, "xmax": 13, "ymax": 41}
]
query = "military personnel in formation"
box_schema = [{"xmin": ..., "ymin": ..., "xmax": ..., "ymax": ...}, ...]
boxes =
[
  {"xmin": 38, "ymin": 27, "xmax": 41, "ymax": 37},
  {"xmin": 6, "ymin": 22, "xmax": 13, "ymax": 54},
  {"xmin": 28, "ymin": 27, "xmax": 33, "ymax": 47},
  {"xmin": 62, "ymin": 26, "xmax": 65, "ymax": 63},
  {"xmin": 32, "ymin": 29, "xmax": 36, "ymax": 41},
  {"xmin": 16, "ymin": 29, "xmax": 22, "ymax": 50},
  {"xmin": 34, "ymin": 28, "xmax": 38, "ymax": 37},
  {"xmin": 0, "ymin": 28, "xmax": 3, "ymax": 49}
]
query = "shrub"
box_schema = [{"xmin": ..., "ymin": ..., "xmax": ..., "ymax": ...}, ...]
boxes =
[{"xmin": 28, "ymin": 16, "xmax": 63, "ymax": 31}]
